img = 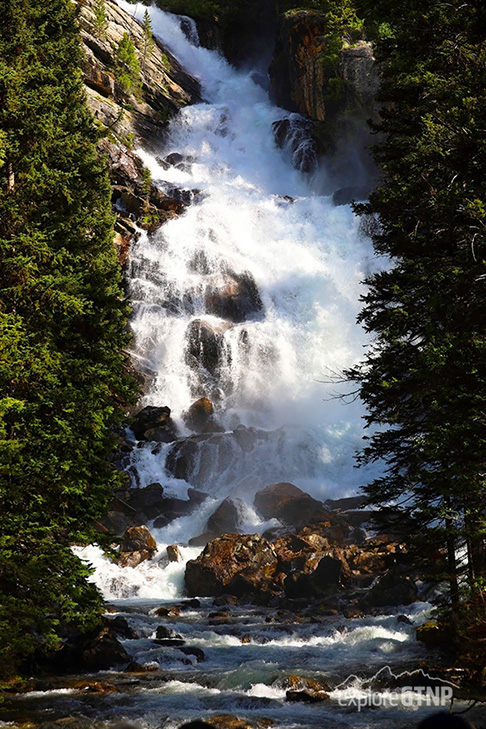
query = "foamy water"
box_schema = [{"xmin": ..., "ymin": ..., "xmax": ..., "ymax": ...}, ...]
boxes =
[{"xmin": 115, "ymin": 0, "xmax": 383, "ymax": 526}]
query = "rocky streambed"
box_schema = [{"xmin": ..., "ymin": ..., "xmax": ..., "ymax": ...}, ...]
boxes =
[{"xmin": 3, "ymin": 483, "xmax": 480, "ymax": 728}]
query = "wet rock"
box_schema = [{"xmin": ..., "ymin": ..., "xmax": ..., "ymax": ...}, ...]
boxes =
[
  {"xmin": 178, "ymin": 598, "xmax": 201, "ymax": 610},
  {"xmin": 272, "ymin": 116, "xmax": 317, "ymax": 173},
  {"xmin": 416, "ymin": 621, "xmax": 454, "ymax": 647},
  {"xmin": 155, "ymin": 626, "xmax": 183, "ymax": 640},
  {"xmin": 118, "ymin": 525, "xmax": 157, "ymax": 567},
  {"xmin": 72, "ymin": 679, "xmax": 119, "ymax": 693},
  {"xmin": 98, "ymin": 509, "xmax": 138, "ymax": 537},
  {"xmin": 154, "ymin": 637, "xmax": 186, "ymax": 646},
  {"xmin": 188, "ymin": 488, "xmax": 210, "ymax": 505},
  {"xmin": 284, "ymin": 675, "xmax": 330, "ymax": 692},
  {"xmin": 299, "ymin": 520, "xmax": 349, "ymax": 548},
  {"xmin": 283, "ymin": 570, "xmax": 315, "ymax": 599},
  {"xmin": 119, "ymin": 525, "xmax": 157, "ymax": 555},
  {"xmin": 130, "ymin": 405, "xmax": 178, "ymax": 442},
  {"xmin": 197, "ymin": 715, "xmax": 273, "ymax": 729},
  {"xmin": 165, "ymin": 152, "xmax": 194, "ymax": 168},
  {"xmin": 81, "ymin": 625, "xmax": 129, "ymax": 671},
  {"xmin": 118, "ymin": 550, "xmax": 151, "ymax": 568},
  {"xmin": 165, "ymin": 432, "xmax": 233, "ymax": 485},
  {"xmin": 359, "ymin": 570, "xmax": 418, "ymax": 608},
  {"xmin": 152, "ymin": 496, "xmax": 197, "ymax": 529},
  {"xmin": 342, "ymin": 605, "xmax": 364, "ymax": 619},
  {"xmin": 273, "ymin": 532, "xmax": 330, "ymax": 573},
  {"xmin": 310, "ymin": 553, "xmax": 349, "ymax": 590},
  {"xmin": 203, "ymin": 271, "xmax": 263, "ymax": 323},
  {"xmin": 120, "ymin": 482, "xmax": 165, "ymax": 521},
  {"xmin": 233, "ymin": 424, "xmax": 257, "ymax": 453},
  {"xmin": 165, "ymin": 430, "xmax": 272, "ymax": 488},
  {"xmin": 183, "ymin": 397, "xmax": 214, "ymax": 432},
  {"xmin": 325, "ymin": 495, "xmax": 368, "ymax": 511},
  {"xmin": 154, "ymin": 605, "xmax": 181, "ymax": 618},
  {"xmin": 167, "ymin": 544, "xmax": 182, "ymax": 562},
  {"xmin": 253, "ymin": 482, "xmax": 331, "ymax": 528},
  {"xmin": 185, "ymin": 319, "xmax": 232, "ymax": 376},
  {"xmin": 348, "ymin": 547, "xmax": 387, "ymax": 576},
  {"xmin": 340, "ymin": 509, "xmax": 375, "ymax": 528},
  {"xmin": 108, "ymin": 616, "xmax": 138, "ymax": 640},
  {"xmin": 178, "ymin": 646, "xmax": 205, "ymax": 662},
  {"xmin": 286, "ymin": 688, "xmax": 329, "ymax": 703},
  {"xmin": 212, "ymin": 594, "xmax": 239, "ymax": 607},
  {"xmin": 206, "ymin": 498, "xmax": 244, "ymax": 535},
  {"xmin": 185, "ymin": 534, "xmax": 278, "ymax": 597},
  {"xmin": 189, "ymin": 530, "xmax": 221, "ymax": 547},
  {"xmin": 346, "ymin": 526, "xmax": 367, "ymax": 546}
]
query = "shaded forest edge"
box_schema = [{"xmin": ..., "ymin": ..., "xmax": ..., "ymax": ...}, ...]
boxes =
[{"xmin": 0, "ymin": 0, "xmax": 485, "ymax": 695}]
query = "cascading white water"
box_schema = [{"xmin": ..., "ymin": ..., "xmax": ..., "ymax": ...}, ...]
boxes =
[
  {"xmin": 12, "ymin": 8, "xmax": 470, "ymax": 728},
  {"xmin": 118, "ymin": 1, "xmax": 380, "ymax": 522}
]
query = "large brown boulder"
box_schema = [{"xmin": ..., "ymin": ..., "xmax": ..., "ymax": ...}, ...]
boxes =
[
  {"xmin": 130, "ymin": 405, "xmax": 178, "ymax": 442},
  {"xmin": 283, "ymin": 550, "xmax": 350, "ymax": 598},
  {"xmin": 185, "ymin": 534, "xmax": 278, "ymax": 597},
  {"xmin": 183, "ymin": 397, "xmax": 214, "ymax": 432},
  {"xmin": 253, "ymin": 482, "xmax": 331, "ymax": 528},
  {"xmin": 120, "ymin": 525, "xmax": 157, "ymax": 554},
  {"xmin": 119, "ymin": 525, "xmax": 157, "ymax": 567}
]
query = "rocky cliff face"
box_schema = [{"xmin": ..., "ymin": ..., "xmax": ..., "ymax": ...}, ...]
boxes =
[
  {"xmin": 269, "ymin": 10, "xmax": 380, "ymax": 189},
  {"xmin": 270, "ymin": 11, "xmax": 378, "ymax": 125},
  {"xmin": 79, "ymin": 0, "xmax": 200, "ymax": 148},
  {"xmin": 77, "ymin": 0, "xmax": 201, "ymax": 257}
]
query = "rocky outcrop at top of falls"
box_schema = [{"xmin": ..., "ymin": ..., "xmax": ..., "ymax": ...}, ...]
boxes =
[
  {"xmin": 268, "ymin": 9, "xmax": 380, "ymax": 186},
  {"xmin": 77, "ymin": 0, "xmax": 201, "ymax": 261}
]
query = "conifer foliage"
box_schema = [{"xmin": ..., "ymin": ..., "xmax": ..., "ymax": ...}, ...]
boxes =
[
  {"xmin": 350, "ymin": 0, "xmax": 486, "ymax": 613},
  {"xmin": 0, "ymin": 0, "xmax": 135, "ymax": 674}
]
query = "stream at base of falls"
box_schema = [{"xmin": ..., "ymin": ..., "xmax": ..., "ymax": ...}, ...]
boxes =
[
  {"xmin": 2, "ymin": 597, "xmax": 468, "ymax": 729},
  {"xmin": 2, "ymin": 3, "xmax": 484, "ymax": 728}
]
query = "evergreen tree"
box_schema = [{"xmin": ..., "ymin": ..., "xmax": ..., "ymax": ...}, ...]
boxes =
[
  {"xmin": 93, "ymin": 0, "xmax": 108, "ymax": 39},
  {"xmin": 349, "ymin": 0, "xmax": 486, "ymax": 615},
  {"xmin": 114, "ymin": 32, "xmax": 142, "ymax": 96},
  {"xmin": 0, "ymin": 0, "xmax": 136, "ymax": 675},
  {"xmin": 141, "ymin": 9, "xmax": 155, "ymax": 80}
]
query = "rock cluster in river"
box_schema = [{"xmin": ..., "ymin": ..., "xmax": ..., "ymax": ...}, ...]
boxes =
[{"xmin": 181, "ymin": 482, "xmax": 418, "ymax": 611}]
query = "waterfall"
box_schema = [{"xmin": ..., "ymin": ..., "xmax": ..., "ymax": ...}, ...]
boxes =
[{"xmin": 117, "ymin": 1, "xmax": 379, "ymax": 524}]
